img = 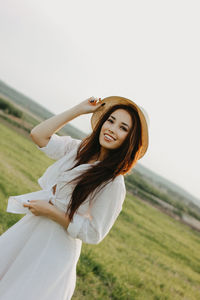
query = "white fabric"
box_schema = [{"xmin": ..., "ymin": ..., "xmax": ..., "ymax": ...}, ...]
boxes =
[
  {"xmin": 0, "ymin": 133, "xmax": 126, "ymax": 300},
  {"xmin": 7, "ymin": 189, "xmax": 56, "ymax": 215}
]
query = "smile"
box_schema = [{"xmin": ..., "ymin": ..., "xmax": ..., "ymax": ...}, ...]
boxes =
[{"xmin": 104, "ymin": 134, "xmax": 115, "ymax": 142}]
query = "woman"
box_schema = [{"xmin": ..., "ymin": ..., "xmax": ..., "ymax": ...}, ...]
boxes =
[{"xmin": 0, "ymin": 96, "xmax": 149, "ymax": 300}]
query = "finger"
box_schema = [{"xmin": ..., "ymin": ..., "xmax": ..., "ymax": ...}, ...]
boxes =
[
  {"xmin": 97, "ymin": 99, "xmax": 103, "ymax": 105},
  {"xmin": 88, "ymin": 96, "xmax": 95, "ymax": 101},
  {"xmin": 89, "ymin": 97, "xmax": 97, "ymax": 103},
  {"xmin": 90, "ymin": 98, "xmax": 102, "ymax": 105},
  {"xmin": 96, "ymin": 98, "xmax": 102, "ymax": 103}
]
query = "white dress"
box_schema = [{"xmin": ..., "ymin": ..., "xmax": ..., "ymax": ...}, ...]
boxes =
[{"xmin": 0, "ymin": 134, "xmax": 126, "ymax": 300}]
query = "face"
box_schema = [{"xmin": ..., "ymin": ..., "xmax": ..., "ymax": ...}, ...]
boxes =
[{"xmin": 99, "ymin": 108, "xmax": 133, "ymax": 151}]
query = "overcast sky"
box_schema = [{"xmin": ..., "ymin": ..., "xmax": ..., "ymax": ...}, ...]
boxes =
[{"xmin": 0, "ymin": 0, "xmax": 200, "ymax": 201}]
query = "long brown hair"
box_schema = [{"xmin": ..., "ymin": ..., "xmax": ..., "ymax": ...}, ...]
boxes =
[{"xmin": 65, "ymin": 104, "xmax": 142, "ymax": 221}]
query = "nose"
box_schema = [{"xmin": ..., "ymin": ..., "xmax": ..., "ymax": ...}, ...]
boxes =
[
  {"xmin": 109, "ymin": 122, "xmax": 117, "ymax": 132},
  {"xmin": 108, "ymin": 126, "xmax": 115, "ymax": 135}
]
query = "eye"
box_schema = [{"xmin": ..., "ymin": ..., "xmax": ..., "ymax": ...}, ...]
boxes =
[
  {"xmin": 108, "ymin": 119, "xmax": 127, "ymax": 131},
  {"xmin": 107, "ymin": 119, "xmax": 113, "ymax": 123},
  {"xmin": 121, "ymin": 126, "xmax": 128, "ymax": 131}
]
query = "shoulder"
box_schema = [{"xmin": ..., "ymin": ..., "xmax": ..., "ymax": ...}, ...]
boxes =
[
  {"xmin": 36, "ymin": 133, "xmax": 82, "ymax": 160},
  {"xmin": 113, "ymin": 174, "xmax": 125, "ymax": 189}
]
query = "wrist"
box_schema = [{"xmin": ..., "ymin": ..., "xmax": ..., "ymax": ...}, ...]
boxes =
[{"xmin": 72, "ymin": 104, "xmax": 86, "ymax": 116}]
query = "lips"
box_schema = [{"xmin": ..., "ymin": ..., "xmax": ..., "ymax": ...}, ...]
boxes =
[{"xmin": 104, "ymin": 133, "xmax": 116, "ymax": 141}]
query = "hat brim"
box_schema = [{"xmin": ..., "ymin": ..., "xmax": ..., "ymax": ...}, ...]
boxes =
[{"xmin": 90, "ymin": 96, "xmax": 149, "ymax": 159}]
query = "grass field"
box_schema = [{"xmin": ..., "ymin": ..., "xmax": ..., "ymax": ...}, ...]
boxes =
[{"xmin": 0, "ymin": 122, "xmax": 200, "ymax": 299}]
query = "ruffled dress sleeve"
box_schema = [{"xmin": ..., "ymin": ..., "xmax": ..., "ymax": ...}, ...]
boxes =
[
  {"xmin": 36, "ymin": 133, "xmax": 82, "ymax": 160},
  {"xmin": 66, "ymin": 177, "xmax": 126, "ymax": 244}
]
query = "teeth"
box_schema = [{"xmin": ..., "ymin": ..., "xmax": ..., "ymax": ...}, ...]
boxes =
[{"xmin": 105, "ymin": 134, "xmax": 114, "ymax": 141}]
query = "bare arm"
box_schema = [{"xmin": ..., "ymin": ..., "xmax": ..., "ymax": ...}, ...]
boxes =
[
  {"xmin": 30, "ymin": 97, "xmax": 103, "ymax": 148},
  {"xmin": 23, "ymin": 200, "xmax": 71, "ymax": 229},
  {"xmin": 30, "ymin": 106, "xmax": 83, "ymax": 148},
  {"xmin": 48, "ymin": 205, "xmax": 71, "ymax": 229}
]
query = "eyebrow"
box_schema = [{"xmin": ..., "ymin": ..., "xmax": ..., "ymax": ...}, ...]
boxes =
[{"xmin": 110, "ymin": 115, "xmax": 130, "ymax": 128}]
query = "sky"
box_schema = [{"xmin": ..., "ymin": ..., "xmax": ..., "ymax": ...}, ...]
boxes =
[{"xmin": 0, "ymin": 0, "xmax": 200, "ymax": 200}]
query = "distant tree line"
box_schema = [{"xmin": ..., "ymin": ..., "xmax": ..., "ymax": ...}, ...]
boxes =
[
  {"xmin": 0, "ymin": 98, "xmax": 23, "ymax": 118},
  {"xmin": 125, "ymin": 172, "xmax": 200, "ymax": 221}
]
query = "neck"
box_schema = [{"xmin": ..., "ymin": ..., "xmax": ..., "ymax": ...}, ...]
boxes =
[{"xmin": 97, "ymin": 146, "xmax": 110, "ymax": 161}]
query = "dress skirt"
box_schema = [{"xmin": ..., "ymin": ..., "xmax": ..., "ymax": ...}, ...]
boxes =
[{"xmin": 0, "ymin": 213, "xmax": 82, "ymax": 300}]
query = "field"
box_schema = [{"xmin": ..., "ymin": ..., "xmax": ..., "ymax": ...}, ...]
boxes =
[{"xmin": 0, "ymin": 122, "xmax": 200, "ymax": 299}]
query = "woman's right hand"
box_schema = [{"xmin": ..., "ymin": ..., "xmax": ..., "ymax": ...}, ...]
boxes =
[{"xmin": 76, "ymin": 97, "xmax": 104, "ymax": 114}]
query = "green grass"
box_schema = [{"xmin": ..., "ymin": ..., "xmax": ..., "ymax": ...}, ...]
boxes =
[{"xmin": 0, "ymin": 122, "xmax": 200, "ymax": 299}]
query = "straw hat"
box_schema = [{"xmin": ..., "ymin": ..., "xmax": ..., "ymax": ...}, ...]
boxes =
[{"xmin": 90, "ymin": 96, "xmax": 149, "ymax": 159}]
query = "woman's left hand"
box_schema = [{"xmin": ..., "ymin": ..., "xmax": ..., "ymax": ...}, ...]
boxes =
[{"xmin": 23, "ymin": 200, "xmax": 53, "ymax": 217}]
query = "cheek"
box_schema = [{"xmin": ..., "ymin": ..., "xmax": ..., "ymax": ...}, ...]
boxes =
[
  {"xmin": 118, "ymin": 131, "xmax": 128, "ymax": 143},
  {"xmin": 99, "ymin": 125, "xmax": 106, "ymax": 139},
  {"xmin": 100, "ymin": 123, "xmax": 108, "ymax": 134},
  {"xmin": 102, "ymin": 122, "xmax": 108, "ymax": 129}
]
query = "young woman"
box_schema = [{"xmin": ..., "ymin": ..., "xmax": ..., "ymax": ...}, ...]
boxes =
[{"xmin": 0, "ymin": 96, "xmax": 149, "ymax": 300}]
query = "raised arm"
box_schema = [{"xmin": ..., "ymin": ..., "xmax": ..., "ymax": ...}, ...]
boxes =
[
  {"xmin": 30, "ymin": 106, "xmax": 82, "ymax": 148},
  {"xmin": 30, "ymin": 97, "xmax": 103, "ymax": 148}
]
